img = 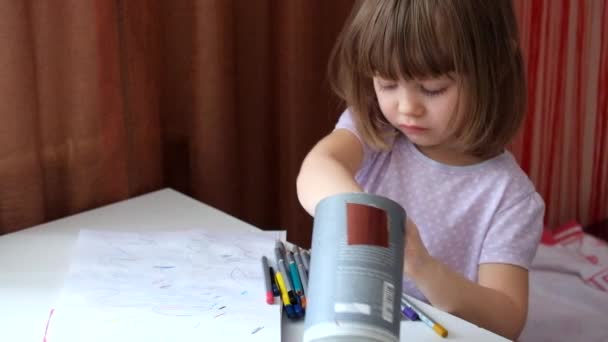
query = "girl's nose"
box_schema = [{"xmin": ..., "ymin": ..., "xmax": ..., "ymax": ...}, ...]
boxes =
[{"xmin": 397, "ymin": 91, "xmax": 423, "ymax": 117}]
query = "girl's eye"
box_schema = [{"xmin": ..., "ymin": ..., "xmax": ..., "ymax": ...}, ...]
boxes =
[
  {"xmin": 378, "ymin": 83, "xmax": 397, "ymax": 91},
  {"xmin": 419, "ymin": 85, "xmax": 447, "ymax": 97}
]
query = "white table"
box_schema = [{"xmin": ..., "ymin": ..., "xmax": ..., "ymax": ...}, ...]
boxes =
[{"xmin": 0, "ymin": 189, "xmax": 509, "ymax": 341}]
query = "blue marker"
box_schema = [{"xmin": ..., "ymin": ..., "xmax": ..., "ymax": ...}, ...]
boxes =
[
  {"xmin": 292, "ymin": 247, "xmax": 308, "ymax": 308},
  {"xmin": 286, "ymin": 252, "xmax": 303, "ymax": 291},
  {"xmin": 286, "ymin": 251, "xmax": 304, "ymax": 304},
  {"xmin": 293, "ymin": 247, "xmax": 308, "ymax": 290}
]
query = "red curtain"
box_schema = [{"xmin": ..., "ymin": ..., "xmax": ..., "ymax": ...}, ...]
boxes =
[
  {"xmin": 0, "ymin": 0, "xmax": 352, "ymax": 248},
  {"xmin": 0, "ymin": 1, "xmax": 164, "ymax": 232},
  {"xmin": 512, "ymin": 0, "xmax": 608, "ymax": 228}
]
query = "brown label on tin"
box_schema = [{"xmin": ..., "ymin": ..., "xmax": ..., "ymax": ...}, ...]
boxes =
[{"xmin": 346, "ymin": 202, "xmax": 388, "ymax": 247}]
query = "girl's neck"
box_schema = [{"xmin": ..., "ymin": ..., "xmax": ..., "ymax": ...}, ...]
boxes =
[{"xmin": 414, "ymin": 144, "xmax": 485, "ymax": 166}]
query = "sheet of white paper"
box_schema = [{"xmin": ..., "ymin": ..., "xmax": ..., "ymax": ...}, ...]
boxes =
[{"xmin": 46, "ymin": 229, "xmax": 282, "ymax": 342}]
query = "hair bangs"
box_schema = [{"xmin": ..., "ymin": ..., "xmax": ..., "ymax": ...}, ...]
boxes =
[{"xmin": 357, "ymin": 0, "xmax": 456, "ymax": 81}]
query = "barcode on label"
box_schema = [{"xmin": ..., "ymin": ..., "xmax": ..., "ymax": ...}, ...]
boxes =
[{"xmin": 382, "ymin": 281, "xmax": 394, "ymax": 323}]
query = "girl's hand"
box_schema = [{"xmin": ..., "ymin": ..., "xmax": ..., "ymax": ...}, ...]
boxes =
[{"xmin": 403, "ymin": 219, "xmax": 434, "ymax": 280}]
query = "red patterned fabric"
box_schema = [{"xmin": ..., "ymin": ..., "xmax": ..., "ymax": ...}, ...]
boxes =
[{"xmin": 539, "ymin": 221, "xmax": 608, "ymax": 291}]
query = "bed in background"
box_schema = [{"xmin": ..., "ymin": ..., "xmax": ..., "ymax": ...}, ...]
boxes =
[{"xmin": 520, "ymin": 222, "xmax": 608, "ymax": 342}]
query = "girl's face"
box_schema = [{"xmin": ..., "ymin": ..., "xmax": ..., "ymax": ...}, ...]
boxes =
[{"xmin": 373, "ymin": 74, "xmax": 474, "ymax": 164}]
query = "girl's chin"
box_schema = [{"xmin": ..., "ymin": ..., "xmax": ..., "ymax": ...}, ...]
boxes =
[{"xmin": 403, "ymin": 134, "xmax": 437, "ymax": 146}]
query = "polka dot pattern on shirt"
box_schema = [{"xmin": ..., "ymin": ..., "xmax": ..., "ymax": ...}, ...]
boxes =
[{"xmin": 335, "ymin": 109, "xmax": 545, "ymax": 302}]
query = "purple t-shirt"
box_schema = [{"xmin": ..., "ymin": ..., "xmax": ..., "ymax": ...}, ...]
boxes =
[{"xmin": 336, "ymin": 110, "xmax": 545, "ymax": 302}]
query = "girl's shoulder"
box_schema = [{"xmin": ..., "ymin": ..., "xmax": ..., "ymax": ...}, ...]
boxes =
[{"xmin": 476, "ymin": 150, "xmax": 543, "ymax": 213}]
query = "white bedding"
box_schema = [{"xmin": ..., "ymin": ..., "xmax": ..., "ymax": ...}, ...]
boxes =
[{"xmin": 520, "ymin": 225, "xmax": 608, "ymax": 342}]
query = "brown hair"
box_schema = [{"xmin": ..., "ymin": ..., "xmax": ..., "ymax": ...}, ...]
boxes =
[{"xmin": 328, "ymin": 0, "xmax": 526, "ymax": 158}]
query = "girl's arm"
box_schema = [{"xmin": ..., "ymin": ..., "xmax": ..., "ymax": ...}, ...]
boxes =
[
  {"xmin": 417, "ymin": 261, "xmax": 528, "ymax": 340},
  {"xmin": 296, "ymin": 129, "xmax": 364, "ymax": 215},
  {"xmin": 405, "ymin": 222, "xmax": 528, "ymax": 340}
]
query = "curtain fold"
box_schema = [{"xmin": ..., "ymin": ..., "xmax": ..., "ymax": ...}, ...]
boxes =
[
  {"xmin": 0, "ymin": 0, "xmax": 45, "ymax": 230},
  {"xmin": 512, "ymin": 0, "xmax": 608, "ymax": 228},
  {"xmin": 0, "ymin": 0, "xmax": 606, "ymax": 247},
  {"xmin": 155, "ymin": 1, "xmax": 353, "ymax": 245},
  {"xmin": 0, "ymin": 0, "xmax": 164, "ymax": 234}
]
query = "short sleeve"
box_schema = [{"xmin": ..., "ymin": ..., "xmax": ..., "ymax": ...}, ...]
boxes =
[
  {"xmin": 334, "ymin": 109, "xmax": 373, "ymax": 164},
  {"xmin": 479, "ymin": 192, "xmax": 545, "ymax": 269}
]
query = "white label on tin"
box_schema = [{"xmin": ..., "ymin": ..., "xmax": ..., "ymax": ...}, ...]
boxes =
[
  {"xmin": 382, "ymin": 281, "xmax": 394, "ymax": 323},
  {"xmin": 334, "ymin": 303, "xmax": 371, "ymax": 315}
]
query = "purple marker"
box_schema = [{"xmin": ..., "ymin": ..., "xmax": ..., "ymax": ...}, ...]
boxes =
[{"xmin": 402, "ymin": 306, "xmax": 419, "ymax": 321}]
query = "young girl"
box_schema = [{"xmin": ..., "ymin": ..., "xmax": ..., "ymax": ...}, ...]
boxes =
[{"xmin": 296, "ymin": 0, "xmax": 544, "ymax": 340}]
